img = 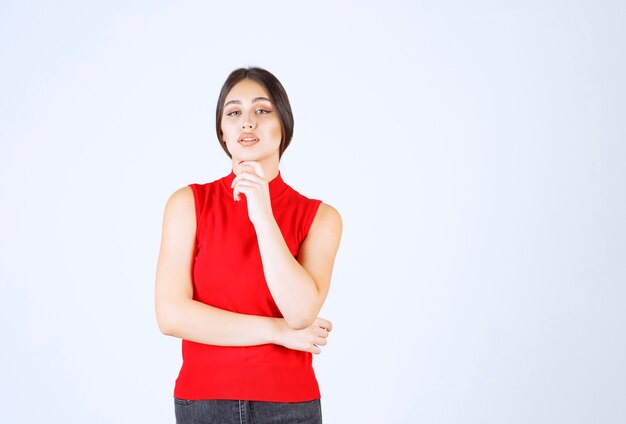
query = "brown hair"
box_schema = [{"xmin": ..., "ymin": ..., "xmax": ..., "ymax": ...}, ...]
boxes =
[{"xmin": 215, "ymin": 67, "xmax": 294, "ymax": 159}]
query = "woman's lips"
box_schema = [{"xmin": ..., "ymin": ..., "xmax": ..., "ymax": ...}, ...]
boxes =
[{"xmin": 238, "ymin": 133, "xmax": 259, "ymax": 146}]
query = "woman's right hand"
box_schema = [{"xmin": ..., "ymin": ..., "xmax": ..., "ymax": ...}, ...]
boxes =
[{"xmin": 274, "ymin": 317, "xmax": 333, "ymax": 355}]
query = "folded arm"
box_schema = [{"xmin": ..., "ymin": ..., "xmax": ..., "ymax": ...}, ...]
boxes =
[
  {"xmin": 155, "ymin": 186, "xmax": 284, "ymax": 346},
  {"xmin": 253, "ymin": 202, "xmax": 343, "ymax": 330}
]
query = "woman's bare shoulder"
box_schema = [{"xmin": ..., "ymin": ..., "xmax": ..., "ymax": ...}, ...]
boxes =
[
  {"xmin": 318, "ymin": 202, "xmax": 341, "ymax": 220},
  {"xmin": 169, "ymin": 185, "xmax": 193, "ymax": 199},
  {"xmin": 163, "ymin": 185, "xmax": 195, "ymax": 219},
  {"xmin": 312, "ymin": 202, "xmax": 342, "ymax": 234}
]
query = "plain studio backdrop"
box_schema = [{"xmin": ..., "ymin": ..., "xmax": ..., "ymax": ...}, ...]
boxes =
[{"xmin": 1, "ymin": 1, "xmax": 624, "ymax": 423}]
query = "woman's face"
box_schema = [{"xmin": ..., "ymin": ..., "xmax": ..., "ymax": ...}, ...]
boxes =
[{"xmin": 221, "ymin": 79, "xmax": 282, "ymax": 164}]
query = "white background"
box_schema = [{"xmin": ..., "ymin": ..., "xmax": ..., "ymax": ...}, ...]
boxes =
[{"xmin": 1, "ymin": 1, "xmax": 625, "ymax": 423}]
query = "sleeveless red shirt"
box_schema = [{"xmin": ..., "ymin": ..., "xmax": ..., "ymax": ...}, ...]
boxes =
[{"xmin": 173, "ymin": 171, "xmax": 323, "ymax": 402}]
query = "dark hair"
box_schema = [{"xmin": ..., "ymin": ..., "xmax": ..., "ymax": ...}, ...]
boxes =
[{"xmin": 215, "ymin": 67, "xmax": 294, "ymax": 159}]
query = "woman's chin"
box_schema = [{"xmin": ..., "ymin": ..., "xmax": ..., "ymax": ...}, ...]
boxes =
[
  {"xmin": 233, "ymin": 153, "xmax": 260, "ymax": 163},
  {"xmin": 232, "ymin": 149, "xmax": 278, "ymax": 164}
]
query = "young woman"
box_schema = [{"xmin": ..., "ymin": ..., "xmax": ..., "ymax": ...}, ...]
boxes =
[{"xmin": 155, "ymin": 67, "xmax": 342, "ymax": 424}]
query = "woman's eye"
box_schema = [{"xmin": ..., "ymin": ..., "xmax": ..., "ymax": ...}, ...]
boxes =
[
  {"xmin": 256, "ymin": 109, "xmax": 271, "ymax": 114},
  {"xmin": 226, "ymin": 111, "xmax": 241, "ymax": 117}
]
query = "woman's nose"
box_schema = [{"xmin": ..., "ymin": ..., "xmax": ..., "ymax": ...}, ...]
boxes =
[{"xmin": 241, "ymin": 119, "xmax": 256, "ymax": 130}]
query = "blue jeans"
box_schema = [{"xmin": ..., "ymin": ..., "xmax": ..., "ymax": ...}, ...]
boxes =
[{"xmin": 174, "ymin": 397, "xmax": 322, "ymax": 423}]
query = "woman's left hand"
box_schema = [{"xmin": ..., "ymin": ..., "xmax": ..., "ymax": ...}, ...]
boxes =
[{"xmin": 231, "ymin": 161, "xmax": 273, "ymax": 225}]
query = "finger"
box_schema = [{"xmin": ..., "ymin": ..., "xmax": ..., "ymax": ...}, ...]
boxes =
[
  {"xmin": 233, "ymin": 180, "xmax": 261, "ymax": 190},
  {"xmin": 232, "ymin": 182, "xmax": 261, "ymax": 200},
  {"xmin": 233, "ymin": 170, "xmax": 264, "ymax": 182},
  {"xmin": 233, "ymin": 161, "xmax": 246, "ymax": 176},
  {"xmin": 314, "ymin": 337, "xmax": 327, "ymax": 346},
  {"xmin": 316, "ymin": 318, "xmax": 332, "ymax": 332},
  {"xmin": 318, "ymin": 328, "xmax": 329, "ymax": 338},
  {"xmin": 233, "ymin": 162, "xmax": 257, "ymax": 176},
  {"xmin": 313, "ymin": 326, "xmax": 328, "ymax": 337},
  {"xmin": 233, "ymin": 184, "xmax": 254, "ymax": 200},
  {"xmin": 311, "ymin": 345, "xmax": 322, "ymax": 355},
  {"xmin": 231, "ymin": 172, "xmax": 265, "ymax": 188},
  {"xmin": 232, "ymin": 184, "xmax": 259, "ymax": 202},
  {"xmin": 239, "ymin": 161, "xmax": 265, "ymax": 178}
]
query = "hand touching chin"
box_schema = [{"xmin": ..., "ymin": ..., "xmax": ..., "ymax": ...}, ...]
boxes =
[{"xmin": 231, "ymin": 161, "xmax": 273, "ymax": 225}]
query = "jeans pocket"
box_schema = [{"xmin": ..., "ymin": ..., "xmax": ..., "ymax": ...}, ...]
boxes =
[{"xmin": 174, "ymin": 397, "xmax": 194, "ymax": 406}]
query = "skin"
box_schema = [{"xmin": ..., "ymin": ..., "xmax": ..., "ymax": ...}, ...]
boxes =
[{"xmin": 155, "ymin": 79, "xmax": 343, "ymax": 355}]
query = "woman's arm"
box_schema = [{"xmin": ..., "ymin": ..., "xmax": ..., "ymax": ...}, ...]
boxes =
[
  {"xmin": 231, "ymin": 162, "xmax": 343, "ymax": 330},
  {"xmin": 253, "ymin": 203, "xmax": 343, "ymax": 330},
  {"xmin": 154, "ymin": 186, "xmax": 331, "ymax": 351}
]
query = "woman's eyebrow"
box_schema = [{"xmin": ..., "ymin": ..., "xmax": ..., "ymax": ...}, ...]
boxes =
[{"xmin": 224, "ymin": 97, "xmax": 272, "ymax": 107}]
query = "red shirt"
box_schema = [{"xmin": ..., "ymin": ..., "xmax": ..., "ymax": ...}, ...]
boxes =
[{"xmin": 173, "ymin": 171, "xmax": 323, "ymax": 401}]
